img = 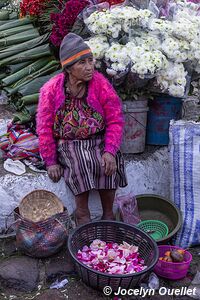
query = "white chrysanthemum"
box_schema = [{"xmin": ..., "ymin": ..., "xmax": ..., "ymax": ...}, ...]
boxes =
[
  {"xmin": 85, "ymin": 36, "xmax": 109, "ymax": 60},
  {"xmin": 84, "ymin": 1, "xmax": 198, "ymax": 90},
  {"xmin": 172, "ymin": 18, "xmax": 199, "ymax": 41},
  {"xmin": 137, "ymin": 9, "xmax": 154, "ymax": 28},
  {"xmin": 105, "ymin": 44, "xmax": 131, "ymax": 72},
  {"xmin": 162, "ymin": 37, "xmax": 190, "ymax": 63},
  {"xmin": 156, "ymin": 62, "xmax": 187, "ymax": 97},
  {"xmin": 189, "ymin": 37, "xmax": 200, "ymax": 61},
  {"xmin": 126, "ymin": 44, "xmax": 167, "ymax": 78},
  {"xmin": 168, "ymin": 85, "xmax": 185, "ymax": 97},
  {"xmin": 134, "ymin": 33, "xmax": 161, "ymax": 51},
  {"xmin": 84, "ymin": 10, "xmax": 120, "ymax": 36},
  {"xmin": 148, "ymin": 19, "xmax": 173, "ymax": 34}
]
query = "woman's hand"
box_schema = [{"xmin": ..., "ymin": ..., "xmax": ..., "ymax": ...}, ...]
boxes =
[
  {"xmin": 46, "ymin": 164, "xmax": 63, "ymax": 182},
  {"xmin": 102, "ymin": 152, "xmax": 117, "ymax": 176}
]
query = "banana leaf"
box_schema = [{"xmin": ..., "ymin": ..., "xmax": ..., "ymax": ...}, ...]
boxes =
[
  {"xmin": 3, "ymin": 85, "xmax": 13, "ymax": 94},
  {"xmin": 16, "ymin": 93, "xmax": 39, "ymax": 110},
  {"xmin": 0, "ymin": 20, "xmax": 13, "ymax": 25},
  {"xmin": 0, "ymin": 18, "xmax": 33, "ymax": 31},
  {"xmin": 6, "ymin": 61, "xmax": 33, "ymax": 74},
  {"xmin": 22, "ymin": 104, "xmax": 37, "ymax": 116},
  {"xmin": 0, "ymin": 11, "xmax": 9, "ymax": 20},
  {"xmin": 4, "ymin": 61, "xmax": 60, "ymax": 95},
  {"xmin": 0, "ymin": 24, "xmax": 35, "ymax": 38},
  {"xmin": 16, "ymin": 61, "xmax": 59, "ymax": 86},
  {"xmin": 12, "ymin": 111, "xmax": 32, "ymax": 124},
  {"xmin": 0, "ymin": 29, "xmax": 40, "ymax": 48},
  {"xmin": 0, "ymin": 0, "xmax": 9, "ymax": 4},
  {"xmin": 2, "ymin": 57, "xmax": 53, "ymax": 86},
  {"xmin": 0, "ymin": 33, "xmax": 48, "ymax": 59},
  {"xmin": 0, "ymin": 44, "xmax": 52, "ymax": 67},
  {"xmin": 0, "ymin": 65, "xmax": 6, "ymax": 72},
  {"xmin": 0, "ymin": 72, "xmax": 6, "ymax": 80},
  {"xmin": 9, "ymin": 12, "xmax": 18, "ymax": 20},
  {"xmin": 16, "ymin": 71, "xmax": 61, "ymax": 97}
]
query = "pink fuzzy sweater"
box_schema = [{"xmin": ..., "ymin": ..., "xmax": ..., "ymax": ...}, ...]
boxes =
[{"xmin": 36, "ymin": 71, "xmax": 125, "ymax": 167}]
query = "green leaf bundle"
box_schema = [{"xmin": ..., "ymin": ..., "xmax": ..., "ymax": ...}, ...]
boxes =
[
  {"xmin": 12, "ymin": 111, "xmax": 32, "ymax": 124},
  {"xmin": 0, "ymin": 44, "xmax": 51, "ymax": 67},
  {"xmin": 5, "ymin": 61, "xmax": 33, "ymax": 74},
  {"xmin": 0, "ymin": 20, "xmax": 13, "ymax": 25},
  {"xmin": 0, "ymin": 18, "xmax": 33, "ymax": 31},
  {"xmin": 0, "ymin": 11, "xmax": 9, "ymax": 20},
  {"xmin": 2, "ymin": 57, "xmax": 53, "ymax": 86},
  {"xmin": 0, "ymin": 24, "xmax": 35, "ymax": 38},
  {"xmin": 16, "ymin": 93, "xmax": 39, "ymax": 110},
  {"xmin": 16, "ymin": 71, "xmax": 60, "ymax": 97},
  {"xmin": 9, "ymin": 12, "xmax": 18, "ymax": 20},
  {"xmin": 0, "ymin": 29, "xmax": 40, "ymax": 48},
  {"xmin": 0, "ymin": 72, "xmax": 6, "ymax": 80},
  {"xmin": 3, "ymin": 60, "xmax": 60, "ymax": 95},
  {"xmin": 22, "ymin": 104, "xmax": 37, "ymax": 116},
  {"xmin": 0, "ymin": 33, "xmax": 48, "ymax": 59}
]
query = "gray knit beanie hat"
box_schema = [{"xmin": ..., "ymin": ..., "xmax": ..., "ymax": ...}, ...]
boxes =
[{"xmin": 59, "ymin": 33, "xmax": 92, "ymax": 68}]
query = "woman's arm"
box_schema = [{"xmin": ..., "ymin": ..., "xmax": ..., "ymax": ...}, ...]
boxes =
[
  {"xmin": 36, "ymin": 84, "xmax": 58, "ymax": 167},
  {"xmin": 100, "ymin": 75, "xmax": 125, "ymax": 156}
]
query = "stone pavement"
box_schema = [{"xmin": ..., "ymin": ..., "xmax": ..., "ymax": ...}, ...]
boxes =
[{"xmin": 0, "ymin": 234, "xmax": 200, "ymax": 300}]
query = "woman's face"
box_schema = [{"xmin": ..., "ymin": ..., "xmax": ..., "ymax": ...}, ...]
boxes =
[{"xmin": 68, "ymin": 55, "xmax": 94, "ymax": 82}]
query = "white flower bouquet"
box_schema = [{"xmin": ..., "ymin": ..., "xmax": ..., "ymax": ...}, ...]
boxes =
[
  {"xmin": 105, "ymin": 43, "xmax": 131, "ymax": 74},
  {"xmin": 84, "ymin": 0, "xmax": 200, "ymax": 98}
]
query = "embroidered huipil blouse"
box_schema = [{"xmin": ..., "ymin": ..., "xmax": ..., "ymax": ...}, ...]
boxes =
[{"xmin": 53, "ymin": 91, "xmax": 105, "ymax": 141}]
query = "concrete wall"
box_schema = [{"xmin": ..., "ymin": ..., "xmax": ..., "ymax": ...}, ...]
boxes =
[{"xmin": 0, "ymin": 147, "xmax": 169, "ymax": 228}]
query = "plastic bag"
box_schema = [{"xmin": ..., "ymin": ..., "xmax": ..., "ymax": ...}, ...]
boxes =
[
  {"xmin": 82, "ymin": 1, "xmax": 109, "ymax": 22},
  {"xmin": 115, "ymin": 193, "xmax": 141, "ymax": 225},
  {"xmin": 123, "ymin": 0, "xmax": 159, "ymax": 17},
  {"xmin": 123, "ymin": 0, "xmax": 150, "ymax": 10},
  {"xmin": 169, "ymin": 120, "xmax": 200, "ymax": 248}
]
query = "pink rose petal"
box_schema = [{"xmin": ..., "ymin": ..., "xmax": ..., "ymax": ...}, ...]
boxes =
[{"xmin": 77, "ymin": 240, "xmax": 146, "ymax": 275}]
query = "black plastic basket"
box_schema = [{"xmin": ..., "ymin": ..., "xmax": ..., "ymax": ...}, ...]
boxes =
[{"xmin": 68, "ymin": 221, "xmax": 159, "ymax": 292}]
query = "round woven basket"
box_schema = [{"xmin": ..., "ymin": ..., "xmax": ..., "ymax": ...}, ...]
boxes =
[
  {"xmin": 19, "ymin": 190, "xmax": 64, "ymax": 222},
  {"xmin": 68, "ymin": 221, "xmax": 159, "ymax": 292}
]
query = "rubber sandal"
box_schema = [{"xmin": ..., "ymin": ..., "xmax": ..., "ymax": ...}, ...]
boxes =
[{"xmin": 4, "ymin": 158, "xmax": 26, "ymax": 175}]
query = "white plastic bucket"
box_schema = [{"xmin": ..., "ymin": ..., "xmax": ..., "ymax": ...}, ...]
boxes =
[{"xmin": 121, "ymin": 100, "xmax": 149, "ymax": 154}]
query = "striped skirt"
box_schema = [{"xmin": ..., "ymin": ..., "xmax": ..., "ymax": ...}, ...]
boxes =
[{"xmin": 58, "ymin": 134, "xmax": 127, "ymax": 196}]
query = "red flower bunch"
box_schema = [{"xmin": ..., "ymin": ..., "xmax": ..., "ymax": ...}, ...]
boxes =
[
  {"xmin": 20, "ymin": 0, "xmax": 49, "ymax": 17},
  {"xmin": 50, "ymin": 0, "xmax": 89, "ymax": 47}
]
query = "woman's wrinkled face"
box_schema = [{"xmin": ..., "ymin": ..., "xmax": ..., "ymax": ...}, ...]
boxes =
[{"xmin": 68, "ymin": 55, "xmax": 94, "ymax": 82}]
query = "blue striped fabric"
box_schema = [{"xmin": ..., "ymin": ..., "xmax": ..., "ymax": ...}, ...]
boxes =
[{"xmin": 169, "ymin": 120, "xmax": 200, "ymax": 248}]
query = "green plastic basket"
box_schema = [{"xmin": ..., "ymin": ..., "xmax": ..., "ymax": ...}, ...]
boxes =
[{"xmin": 137, "ymin": 220, "xmax": 169, "ymax": 241}]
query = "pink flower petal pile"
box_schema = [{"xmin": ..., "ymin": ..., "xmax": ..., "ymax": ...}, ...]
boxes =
[{"xmin": 77, "ymin": 240, "xmax": 147, "ymax": 275}]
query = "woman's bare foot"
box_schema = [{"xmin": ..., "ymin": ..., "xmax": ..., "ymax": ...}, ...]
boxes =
[
  {"xmin": 101, "ymin": 213, "xmax": 115, "ymax": 221},
  {"xmin": 99, "ymin": 189, "xmax": 116, "ymax": 221},
  {"xmin": 75, "ymin": 208, "xmax": 91, "ymax": 225},
  {"xmin": 75, "ymin": 191, "xmax": 91, "ymax": 225}
]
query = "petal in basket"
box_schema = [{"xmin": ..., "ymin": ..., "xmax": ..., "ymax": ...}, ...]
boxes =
[{"xmin": 19, "ymin": 190, "xmax": 64, "ymax": 222}]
